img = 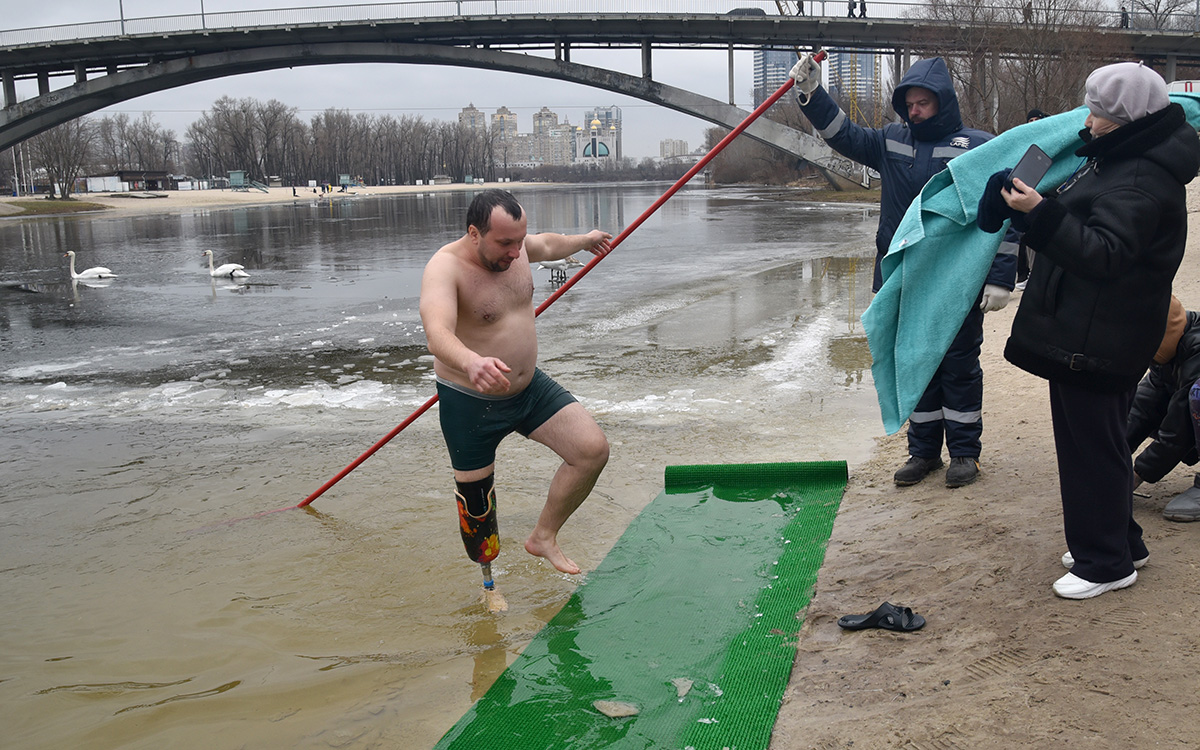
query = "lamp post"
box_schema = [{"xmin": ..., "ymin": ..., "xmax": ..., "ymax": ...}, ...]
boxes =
[{"xmin": 119, "ymin": 0, "xmax": 125, "ymax": 35}]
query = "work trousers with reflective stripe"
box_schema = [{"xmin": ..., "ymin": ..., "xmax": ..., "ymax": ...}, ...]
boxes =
[
  {"xmin": 907, "ymin": 300, "xmax": 984, "ymax": 459},
  {"xmin": 1051, "ymin": 380, "xmax": 1145, "ymax": 583}
]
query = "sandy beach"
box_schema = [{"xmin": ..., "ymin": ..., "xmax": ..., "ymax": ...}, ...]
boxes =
[
  {"xmin": 6, "ymin": 178, "xmax": 1198, "ymax": 747},
  {"xmin": 0, "ymin": 182, "xmax": 535, "ymax": 218}
]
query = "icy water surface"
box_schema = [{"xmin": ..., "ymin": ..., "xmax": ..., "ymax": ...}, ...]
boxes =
[{"xmin": 0, "ymin": 183, "xmax": 881, "ymax": 748}]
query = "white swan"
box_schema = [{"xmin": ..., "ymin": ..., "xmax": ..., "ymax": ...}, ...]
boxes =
[
  {"xmin": 538, "ymin": 255, "xmax": 585, "ymax": 283},
  {"xmin": 64, "ymin": 250, "xmax": 117, "ymax": 279},
  {"xmin": 537, "ymin": 255, "xmax": 586, "ymax": 272},
  {"xmin": 202, "ymin": 250, "xmax": 250, "ymax": 278}
]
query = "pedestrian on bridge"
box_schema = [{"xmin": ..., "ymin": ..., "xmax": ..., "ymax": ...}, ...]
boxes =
[
  {"xmin": 859, "ymin": 0, "xmax": 867, "ymax": 17},
  {"xmin": 847, "ymin": 0, "xmax": 855, "ymax": 16},
  {"xmin": 789, "ymin": 54, "xmax": 1014, "ymax": 489}
]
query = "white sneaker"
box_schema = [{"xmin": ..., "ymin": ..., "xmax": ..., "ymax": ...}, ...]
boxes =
[
  {"xmin": 1053, "ymin": 571, "xmax": 1137, "ymax": 599},
  {"xmin": 1014, "ymin": 280, "xmax": 1027, "ymax": 291},
  {"xmin": 1061, "ymin": 551, "xmax": 1148, "ymax": 569}
]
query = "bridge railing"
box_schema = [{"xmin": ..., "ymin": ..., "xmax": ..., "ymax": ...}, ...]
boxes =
[{"xmin": 0, "ymin": 0, "xmax": 1187, "ymax": 49}]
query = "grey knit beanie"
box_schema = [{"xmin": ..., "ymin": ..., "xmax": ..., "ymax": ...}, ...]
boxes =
[{"xmin": 1084, "ymin": 62, "xmax": 1169, "ymax": 125}]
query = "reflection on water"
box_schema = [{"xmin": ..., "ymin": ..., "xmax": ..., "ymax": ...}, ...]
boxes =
[{"xmin": 0, "ymin": 183, "xmax": 881, "ymax": 748}]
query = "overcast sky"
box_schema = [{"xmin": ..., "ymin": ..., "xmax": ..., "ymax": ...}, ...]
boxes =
[{"xmin": 6, "ymin": 1, "xmax": 788, "ymax": 159}]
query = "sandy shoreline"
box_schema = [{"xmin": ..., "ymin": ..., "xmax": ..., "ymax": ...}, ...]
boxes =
[
  {"xmin": 768, "ymin": 181, "xmax": 1200, "ymax": 748},
  {"xmin": 0, "ymin": 181, "xmax": 538, "ymax": 218}
]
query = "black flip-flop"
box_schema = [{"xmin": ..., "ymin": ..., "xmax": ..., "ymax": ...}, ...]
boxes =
[{"xmin": 837, "ymin": 601, "xmax": 925, "ymax": 632}]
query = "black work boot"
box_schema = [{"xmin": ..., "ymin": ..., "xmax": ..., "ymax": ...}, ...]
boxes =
[
  {"xmin": 894, "ymin": 456, "xmax": 944, "ymax": 486},
  {"xmin": 945, "ymin": 457, "xmax": 980, "ymax": 488}
]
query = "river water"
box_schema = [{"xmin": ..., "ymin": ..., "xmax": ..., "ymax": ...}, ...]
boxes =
[{"xmin": 0, "ymin": 183, "xmax": 882, "ymax": 748}]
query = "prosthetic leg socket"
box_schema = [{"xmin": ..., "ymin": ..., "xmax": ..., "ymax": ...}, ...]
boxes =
[{"xmin": 456, "ymin": 475, "xmax": 499, "ymax": 564}]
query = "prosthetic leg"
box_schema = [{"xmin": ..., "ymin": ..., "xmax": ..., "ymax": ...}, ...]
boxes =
[{"xmin": 456, "ymin": 475, "xmax": 507, "ymax": 611}]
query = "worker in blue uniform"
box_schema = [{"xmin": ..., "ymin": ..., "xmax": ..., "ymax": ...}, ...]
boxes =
[{"xmin": 790, "ymin": 54, "xmax": 1016, "ymax": 487}]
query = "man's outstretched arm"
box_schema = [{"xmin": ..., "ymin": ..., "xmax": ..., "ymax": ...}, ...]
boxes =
[{"xmin": 525, "ymin": 230, "xmax": 613, "ymax": 264}]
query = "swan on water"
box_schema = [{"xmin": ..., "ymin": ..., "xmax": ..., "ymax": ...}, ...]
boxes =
[
  {"xmin": 202, "ymin": 250, "xmax": 250, "ymax": 278},
  {"xmin": 64, "ymin": 250, "xmax": 117, "ymax": 279}
]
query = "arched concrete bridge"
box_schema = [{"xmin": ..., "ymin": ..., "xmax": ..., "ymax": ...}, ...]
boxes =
[
  {"xmin": 0, "ymin": 40, "xmax": 866, "ymax": 188},
  {"xmin": 3, "ymin": 7, "xmax": 1195, "ymax": 188}
]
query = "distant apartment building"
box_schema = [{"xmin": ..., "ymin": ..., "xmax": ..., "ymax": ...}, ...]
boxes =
[
  {"xmin": 458, "ymin": 104, "xmax": 487, "ymax": 134},
  {"xmin": 545, "ymin": 123, "xmax": 576, "ymax": 166},
  {"xmin": 491, "ymin": 106, "xmax": 518, "ymax": 142},
  {"xmin": 827, "ymin": 50, "xmax": 879, "ymax": 106},
  {"xmin": 660, "ymin": 139, "xmax": 689, "ymax": 159},
  {"xmin": 753, "ymin": 48, "xmax": 797, "ymax": 107},
  {"xmin": 530, "ymin": 107, "xmax": 575, "ymax": 166}
]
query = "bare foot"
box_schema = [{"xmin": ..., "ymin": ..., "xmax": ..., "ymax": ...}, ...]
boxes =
[{"xmin": 525, "ymin": 534, "xmax": 582, "ymax": 574}]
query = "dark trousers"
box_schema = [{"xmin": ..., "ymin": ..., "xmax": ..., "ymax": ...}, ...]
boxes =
[
  {"xmin": 1049, "ymin": 380, "xmax": 1146, "ymax": 582},
  {"xmin": 908, "ymin": 301, "xmax": 985, "ymax": 459}
]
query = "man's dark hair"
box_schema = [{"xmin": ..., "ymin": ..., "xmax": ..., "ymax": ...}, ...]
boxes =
[{"xmin": 467, "ymin": 189, "xmax": 523, "ymax": 234}]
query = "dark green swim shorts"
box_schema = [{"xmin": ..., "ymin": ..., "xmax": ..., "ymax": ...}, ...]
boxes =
[{"xmin": 436, "ymin": 368, "xmax": 577, "ymax": 471}]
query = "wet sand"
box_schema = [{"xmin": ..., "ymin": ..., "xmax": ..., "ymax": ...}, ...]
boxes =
[{"xmin": 769, "ymin": 182, "xmax": 1200, "ymax": 748}]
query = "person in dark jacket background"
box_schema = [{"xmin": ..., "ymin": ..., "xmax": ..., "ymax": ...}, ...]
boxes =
[
  {"xmin": 1127, "ymin": 296, "xmax": 1200, "ymax": 520},
  {"xmin": 789, "ymin": 54, "xmax": 1015, "ymax": 488},
  {"xmin": 992, "ymin": 61, "xmax": 1200, "ymax": 599}
]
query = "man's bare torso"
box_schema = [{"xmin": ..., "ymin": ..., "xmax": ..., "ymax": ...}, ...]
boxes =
[{"xmin": 432, "ymin": 239, "xmax": 539, "ymax": 394}]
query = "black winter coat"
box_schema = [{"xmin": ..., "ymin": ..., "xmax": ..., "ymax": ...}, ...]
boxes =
[
  {"xmin": 1127, "ymin": 310, "xmax": 1200, "ymax": 482},
  {"xmin": 1004, "ymin": 103, "xmax": 1200, "ymax": 393}
]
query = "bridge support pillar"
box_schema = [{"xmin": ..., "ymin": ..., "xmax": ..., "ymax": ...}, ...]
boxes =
[
  {"xmin": 75, "ymin": 64, "xmax": 88, "ymax": 85},
  {"xmin": 1165, "ymin": 54, "xmax": 1177, "ymax": 83},
  {"xmin": 641, "ymin": 40, "xmax": 651, "ymax": 79},
  {"xmin": 37, "ymin": 70, "xmax": 49, "ymax": 96},
  {"xmin": 2, "ymin": 70, "xmax": 14, "ymax": 109},
  {"xmin": 728, "ymin": 45, "xmax": 735, "ymax": 105},
  {"xmin": 893, "ymin": 48, "xmax": 908, "ymax": 88}
]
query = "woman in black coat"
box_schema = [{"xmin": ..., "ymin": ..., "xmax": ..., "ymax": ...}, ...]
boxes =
[{"xmin": 999, "ymin": 62, "xmax": 1200, "ymax": 599}]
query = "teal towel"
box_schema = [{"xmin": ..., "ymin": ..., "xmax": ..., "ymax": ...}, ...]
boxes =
[{"xmin": 863, "ymin": 93, "xmax": 1200, "ymax": 435}]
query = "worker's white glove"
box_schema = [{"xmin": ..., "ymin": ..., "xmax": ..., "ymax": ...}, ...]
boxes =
[
  {"xmin": 789, "ymin": 54, "xmax": 822, "ymax": 98},
  {"xmin": 979, "ymin": 284, "xmax": 1011, "ymax": 313}
]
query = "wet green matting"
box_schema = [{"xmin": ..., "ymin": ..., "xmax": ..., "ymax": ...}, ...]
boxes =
[{"xmin": 434, "ymin": 460, "xmax": 847, "ymax": 750}]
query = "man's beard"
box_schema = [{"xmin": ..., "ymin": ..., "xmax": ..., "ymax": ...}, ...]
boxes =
[{"xmin": 478, "ymin": 248, "xmax": 514, "ymax": 273}]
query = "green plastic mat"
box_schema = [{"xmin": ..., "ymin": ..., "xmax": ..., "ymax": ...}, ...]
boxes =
[{"xmin": 434, "ymin": 460, "xmax": 847, "ymax": 750}]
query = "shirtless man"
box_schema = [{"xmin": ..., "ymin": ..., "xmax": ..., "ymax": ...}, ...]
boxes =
[{"xmin": 419, "ymin": 189, "xmax": 612, "ymax": 578}]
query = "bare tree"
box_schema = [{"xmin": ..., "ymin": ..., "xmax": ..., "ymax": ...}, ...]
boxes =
[
  {"xmin": 907, "ymin": 0, "xmax": 1125, "ymax": 132},
  {"xmin": 27, "ymin": 118, "xmax": 96, "ymax": 198},
  {"xmin": 1131, "ymin": 0, "xmax": 1194, "ymax": 29}
]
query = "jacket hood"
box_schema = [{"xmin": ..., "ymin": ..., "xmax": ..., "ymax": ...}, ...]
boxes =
[{"xmin": 891, "ymin": 57, "xmax": 964, "ymax": 142}]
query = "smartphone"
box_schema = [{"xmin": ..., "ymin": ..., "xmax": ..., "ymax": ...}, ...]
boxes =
[{"xmin": 1005, "ymin": 144, "xmax": 1052, "ymax": 191}]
